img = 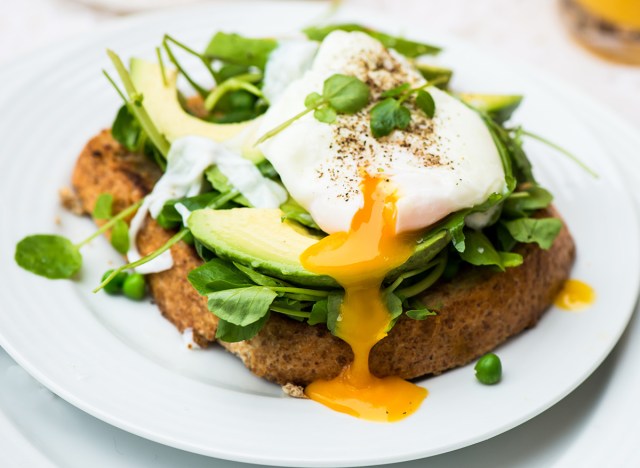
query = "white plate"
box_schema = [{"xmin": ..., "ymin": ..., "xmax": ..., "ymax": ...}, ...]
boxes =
[{"xmin": 0, "ymin": 2, "xmax": 638, "ymax": 467}]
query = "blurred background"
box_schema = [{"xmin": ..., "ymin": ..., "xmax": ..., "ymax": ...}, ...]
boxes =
[{"xmin": 1, "ymin": 0, "xmax": 639, "ymax": 124}]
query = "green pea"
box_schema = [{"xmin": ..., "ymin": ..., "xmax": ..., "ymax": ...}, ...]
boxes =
[
  {"xmin": 122, "ymin": 273, "xmax": 146, "ymax": 300},
  {"xmin": 102, "ymin": 269, "xmax": 128, "ymax": 295},
  {"xmin": 474, "ymin": 353, "xmax": 502, "ymax": 385}
]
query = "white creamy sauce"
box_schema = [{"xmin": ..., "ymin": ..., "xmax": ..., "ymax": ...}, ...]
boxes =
[
  {"xmin": 262, "ymin": 40, "xmax": 318, "ymax": 103},
  {"xmin": 127, "ymin": 136, "xmax": 287, "ymax": 274},
  {"xmin": 258, "ymin": 31, "xmax": 506, "ymax": 234}
]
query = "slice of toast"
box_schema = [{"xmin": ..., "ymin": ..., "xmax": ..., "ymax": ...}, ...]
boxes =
[{"xmin": 72, "ymin": 131, "xmax": 575, "ymax": 385}]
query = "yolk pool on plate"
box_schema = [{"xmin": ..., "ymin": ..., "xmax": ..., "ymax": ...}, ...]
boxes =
[
  {"xmin": 301, "ymin": 175, "xmax": 427, "ymax": 422},
  {"xmin": 554, "ymin": 279, "xmax": 595, "ymax": 311}
]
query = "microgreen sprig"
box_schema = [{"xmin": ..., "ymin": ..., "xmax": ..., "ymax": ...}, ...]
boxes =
[
  {"xmin": 15, "ymin": 200, "xmax": 142, "ymax": 280},
  {"xmin": 204, "ymin": 72, "xmax": 265, "ymax": 111},
  {"xmin": 370, "ymin": 78, "xmax": 443, "ymax": 138},
  {"xmin": 255, "ymin": 73, "xmax": 370, "ymax": 144}
]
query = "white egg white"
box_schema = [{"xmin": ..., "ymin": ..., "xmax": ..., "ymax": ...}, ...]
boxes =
[{"xmin": 258, "ymin": 31, "xmax": 506, "ymax": 234}]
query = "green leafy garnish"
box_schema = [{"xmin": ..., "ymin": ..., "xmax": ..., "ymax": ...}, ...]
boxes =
[
  {"xmin": 370, "ymin": 81, "xmax": 440, "ymax": 138},
  {"xmin": 208, "ymin": 286, "xmax": 278, "ymax": 327},
  {"xmin": 216, "ymin": 313, "xmax": 271, "ymax": 342},
  {"xmin": 415, "ymin": 90, "xmax": 435, "ymax": 118},
  {"xmin": 15, "ymin": 200, "xmax": 142, "ymax": 280},
  {"xmin": 110, "ymin": 219, "xmax": 130, "ymax": 254},
  {"xmin": 405, "ymin": 306, "xmax": 437, "ymax": 320},
  {"xmin": 15, "ymin": 235, "xmax": 82, "ymax": 280},
  {"xmin": 303, "ymin": 24, "xmax": 441, "ymax": 57},
  {"xmin": 204, "ymin": 32, "xmax": 277, "ymax": 70},
  {"xmin": 459, "ymin": 230, "xmax": 509, "ymax": 271},
  {"xmin": 370, "ymin": 97, "xmax": 412, "ymax": 138},
  {"xmin": 256, "ymin": 74, "xmax": 370, "ymax": 144},
  {"xmin": 93, "ymin": 193, "xmax": 113, "ymax": 220},
  {"xmin": 502, "ymin": 218, "xmax": 562, "ymax": 250}
]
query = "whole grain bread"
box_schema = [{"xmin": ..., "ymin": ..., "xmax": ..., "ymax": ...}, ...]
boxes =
[{"xmin": 72, "ymin": 131, "xmax": 575, "ymax": 385}]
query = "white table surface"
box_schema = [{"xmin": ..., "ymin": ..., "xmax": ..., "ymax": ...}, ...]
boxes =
[{"xmin": 2, "ymin": 1, "xmax": 640, "ymax": 467}]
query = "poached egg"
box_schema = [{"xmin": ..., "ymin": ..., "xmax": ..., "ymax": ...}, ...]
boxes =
[{"xmin": 256, "ymin": 31, "xmax": 508, "ymax": 422}]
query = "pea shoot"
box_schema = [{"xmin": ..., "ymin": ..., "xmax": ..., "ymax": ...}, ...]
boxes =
[
  {"xmin": 474, "ymin": 353, "xmax": 502, "ymax": 385},
  {"xmin": 14, "ymin": 200, "xmax": 142, "ymax": 280},
  {"xmin": 255, "ymin": 73, "xmax": 370, "ymax": 144}
]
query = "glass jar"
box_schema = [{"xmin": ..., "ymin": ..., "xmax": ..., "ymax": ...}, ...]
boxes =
[{"xmin": 560, "ymin": 0, "xmax": 640, "ymax": 64}]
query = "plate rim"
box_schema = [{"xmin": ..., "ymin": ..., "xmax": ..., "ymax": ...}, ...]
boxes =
[{"xmin": 1, "ymin": 2, "xmax": 639, "ymax": 466}]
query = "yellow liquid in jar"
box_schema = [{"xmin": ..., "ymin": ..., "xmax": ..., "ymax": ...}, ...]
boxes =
[{"xmin": 576, "ymin": 0, "xmax": 640, "ymax": 28}]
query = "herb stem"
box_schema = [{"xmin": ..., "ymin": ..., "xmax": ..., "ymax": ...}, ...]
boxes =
[
  {"xmin": 93, "ymin": 228, "xmax": 188, "ymax": 293},
  {"xmin": 270, "ymin": 287, "xmax": 329, "ymax": 297},
  {"xmin": 204, "ymin": 73, "xmax": 264, "ymax": 111},
  {"xmin": 162, "ymin": 37, "xmax": 208, "ymax": 97},
  {"xmin": 255, "ymin": 106, "xmax": 316, "ymax": 144},
  {"xmin": 396, "ymin": 253, "xmax": 447, "ymax": 298},
  {"xmin": 398, "ymin": 77, "xmax": 447, "ymax": 104},
  {"xmin": 76, "ymin": 200, "xmax": 143, "ymax": 249},
  {"xmin": 156, "ymin": 47, "xmax": 168, "ymax": 87},
  {"xmin": 270, "ymin": 306, "xmax": 311, "ymax": 319},
  {"xmin": 520, "ymin": 129, "xmax": 598, "ymax": 178},
  {"xmin": 163, "ymin": 34, "xmax": 218, "ymax": 83},
  {"xmin": 106, "ymin": 50, "xmax": 170, "ymax": 158}
]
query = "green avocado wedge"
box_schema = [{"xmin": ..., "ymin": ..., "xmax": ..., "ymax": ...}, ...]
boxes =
[
  {"xmin": 458, "ymin": 93, "xmax": 523, "ymax": 124},
  {"xmin": 188, "ymin": 208, "xmax": 451, "ymax": 288},
  {"xmin": 129, "ymin": 58, "xmax": 249, "ymax": 143}
]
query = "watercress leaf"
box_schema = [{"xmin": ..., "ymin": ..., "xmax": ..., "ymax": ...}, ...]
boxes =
[
  {"xmin": 415, "ymin": 90, "xmax": 436, "ymax": 118},
  {"xmin": 314, "ymin": 106, "xmax": 338, "ymax": 123},
  {"xmin": 204, "ymin": 32, "xmax": 277, "ymax": 70},
  {"xmin": 381, "ymin": 83, "xmax": 411, "ymax": 98},
  {"xmin": 208, "ymin": 286, "xmax": 277, "ymax": 326},
  {"xmin": 503, "ymin": 186, "xmax": 553, "ymax": 218},
  {"xmin": 233, "ymin": 262, "xmax": 289, "ymax": 287},
  {"xmin": 110, "ymin": 219, "xmax": 130, "ymax": 254},
  {"xmin": 15, "ymin": 234, "xmax": 82, "ymax": 279},
  {"xmin": 370, "ymin": 99, "xmax": 396, "ymax": 137},
  {"xmin": 302, "ymin": 24, "xmax": 441, "ymax": 57},
  {"xmin": 205, "ymin": 166, "xmax": 251, "ymax": 206},
  {"xmin": 502, "ymin": 217, "xmax": 562, "ymax": 250},
  {"xmin": 384, "ymin": 291, "xmax": 403, "ymax": 331},
  {"xmin": 459, "ymin": 229, "xmax": 504, "ymax": 270},
  {"xmin": 309, "ymin": 299, "xmax": 328, "ymax": 325},
  {"xmin": 406, "ymin": 307, "xmax": 437, "ymax": 320},
  {"xmin": 280, "ymin": 197, "xmax": 322, "ymax": 231},
  {"xmin": 405, "ymin": 297, "xmax": 438, "ymax": 320},
  {"xmin": 93, "ymin": 193, "xmax": 113, "ymax": 220},
  {"xmin": 304, "ymin": 92, "xmax": 324, "ymax": 109},
  {"xmin": 496, "ymin": 223, "xmax": 517, "ymax": 251},
  {"xmin": 188, "ymin": 258, "xmax": 253, "ymax": 294},
  {"xmin": 326, "ymin": 293, "xmax": 344, "ymax": 334},
  {"xmin": 111, "ymin": 105, "xmax": 142, "ymax": 151},
  {"xmin": 322, "ymin": 74, "xmax": 370, "ymax": 113},
  {"xmin": 370, "ymin": 98, "xmax": 411, "ymax": 138},
  {"xmin": 215, "ymin": 313, "xmax": 270, "ymax": 342},
  {"xmin": 499, "ymin": 251, "xmax": 524, "ymax": 268}
]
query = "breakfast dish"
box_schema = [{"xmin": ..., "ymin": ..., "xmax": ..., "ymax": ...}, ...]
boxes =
[
  {"xmin": 2, "ymin": 1, "xmax": 633, "ymax": 464},
  {"xmin": 16, "ymin": 23, "xmax": 578, "ymax": 421}
]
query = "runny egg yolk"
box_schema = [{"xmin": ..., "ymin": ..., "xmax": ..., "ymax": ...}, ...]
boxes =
[
  {"xmin": 554, "ymin": 279, "xmax": 595, "ymax": 311},
  {"xmin": 300, "ymin": 175, "xmax": 427, "ymax": 422}
]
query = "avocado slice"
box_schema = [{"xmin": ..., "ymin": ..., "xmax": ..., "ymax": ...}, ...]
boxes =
[
  {"xmin": 129, "ymin": 58, "xmax": 249, "ymax": 143},
  {"xmin": 188, "ymin": 208, "xmax": 451, "ymax": 288},
  {"xmin": 458, "ymin": 93, "xmax": 523, "ymax": 124},
  {"xmin": 415, "ymin": 63, "xmax": 452, "ymax": 89}
]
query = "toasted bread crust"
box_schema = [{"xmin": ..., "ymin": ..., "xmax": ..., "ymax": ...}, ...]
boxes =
[
  {"xmin": 71, "ymin": 130, "xmax": 218, "ymax": 346},
  {"xmin": 72, "ymin": 131, "xmax": 575, "ymax": 385}
]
